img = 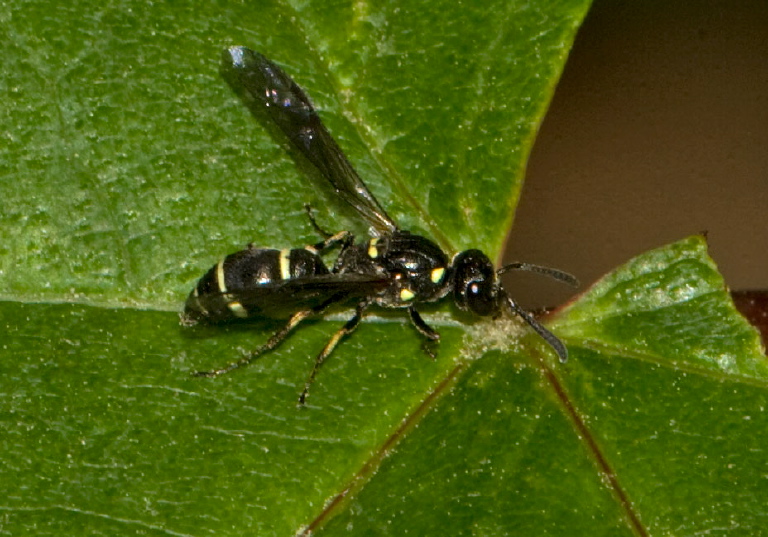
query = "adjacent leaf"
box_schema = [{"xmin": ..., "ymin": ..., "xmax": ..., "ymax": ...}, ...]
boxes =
[{"xmin": 554, "ymin": 236, "xmax": 767, "ymax": 377}]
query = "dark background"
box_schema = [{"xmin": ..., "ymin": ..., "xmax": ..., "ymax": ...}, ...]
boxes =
[{"xmin": 503, "ymin": 1, "xmax": 768, "ymax": 308}]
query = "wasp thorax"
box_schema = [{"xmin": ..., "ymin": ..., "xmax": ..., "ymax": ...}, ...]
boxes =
[{"xmin": 376, "ymin": 232, "xmax": 451, "ymax": 304}]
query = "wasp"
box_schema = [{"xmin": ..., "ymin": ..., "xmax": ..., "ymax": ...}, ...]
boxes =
[{"xmin": 185, "ymin": 47, "xmax": 577, "ymax": 404}]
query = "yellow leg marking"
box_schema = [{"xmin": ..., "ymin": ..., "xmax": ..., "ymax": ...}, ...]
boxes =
[
  {"xmin": 322, "ymin": 330, "xmax": 345, "ymax": 355},
  {"xmin": 329, "ymin": 231, "xmax": 351, "ymax": 243},
  {"xmin": 288, "ymin": 309, "xmax": 313, "ymax": 329}
]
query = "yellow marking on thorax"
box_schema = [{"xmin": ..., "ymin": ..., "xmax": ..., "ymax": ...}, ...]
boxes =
[
  {"xmin": 367, "ymin": 238, "xmax": 380, "ymax": 258},
  {"xmin": 400, "ymin": 288, "xmax": 415, "ymax": 302},
  {"xmin": 431, "ymin": 267, "xmax": 445, "ymax": 284}
]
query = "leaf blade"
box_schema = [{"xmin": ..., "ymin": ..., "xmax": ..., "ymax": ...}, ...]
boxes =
[{"xmin": 554, "ymin": 235, "xmax": 768, "ymax": 377}]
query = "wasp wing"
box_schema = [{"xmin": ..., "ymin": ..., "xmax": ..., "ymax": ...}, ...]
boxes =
[
  {"xmin": 236, "ymin": 273, "xmax": 389, "ymax": 317},
  {"xmin": 192, "ymin": 273, "xmax": 390, "ymax": 322},
  {"xmin": 221, "ymin": 46, "xmax": 398, "ymax": 235}
]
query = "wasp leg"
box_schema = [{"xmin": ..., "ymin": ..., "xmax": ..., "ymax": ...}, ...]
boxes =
[
  {"xmin": 310, "ymin": 230, "xmax": 354, "ymax": 254},
  {"xmin": 408, "ymin": 306, "xmax": 440, "ymax": 341},
  {"xmin": 303, "ymin": 205, "xmax": 354, "ymax": 254},
  {"xmin": 299, "ymin": 300, "xmax": 370, "ymax": 405},
  {"xmin": 193, "ymin": 310, "xmax": 314, "ymax": 378},
  {"xmin": 304, "ymin": 203, "xmax": 334, "ymax": 238},
  {"xmin": 193, "ymin": 292, "xmax": 351, "ymax": 378},
  {"xmin": 407, "ymin": 306, "xmax": 440, "ymax": 359}
]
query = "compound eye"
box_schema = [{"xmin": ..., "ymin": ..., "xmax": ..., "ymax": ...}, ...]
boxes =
[{"xmin": 464, "ymin": 279, "xmax": 496, "ymax": 317}]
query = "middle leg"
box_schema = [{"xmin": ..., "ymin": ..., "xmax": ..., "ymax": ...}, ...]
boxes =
[
  {"xmin": 408, "ymin": 306, "xmax": 440, "ymax": 359},
  {"xmin": 299, "ymin": 299, "xmax": 370, "ymax": 404}
]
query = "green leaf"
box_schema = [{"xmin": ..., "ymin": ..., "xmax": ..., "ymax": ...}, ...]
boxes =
[
  {"xmin": 4, "ymin": 1, "xmax": 766, "ymax": 536},
  {"xmin": 553, "ymin": 235, "xmax": 767, "ymax": 377}
]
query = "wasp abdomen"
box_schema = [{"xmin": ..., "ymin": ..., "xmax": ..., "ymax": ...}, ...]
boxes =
[{"xmin": 185, "ymin": 247, "xmax": 329, "ymax": 322}]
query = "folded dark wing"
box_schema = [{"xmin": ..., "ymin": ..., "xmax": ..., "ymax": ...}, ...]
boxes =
[
  {"xmin": 221, "ymin": 47, "xmax": 398, "ymax": 235},
  {"xmin": 220, "ymin": 273, "xmax": 390, "ymax": 318}
]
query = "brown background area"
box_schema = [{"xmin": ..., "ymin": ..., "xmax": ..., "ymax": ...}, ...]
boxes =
[{"xmin": 503, "ymin": 0, "xmax": 768, "ymax": 309}]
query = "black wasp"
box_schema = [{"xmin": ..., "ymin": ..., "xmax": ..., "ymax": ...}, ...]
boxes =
[{"xmin": 185, "ymin": 47, "xmax": 577, "ymax": 404}]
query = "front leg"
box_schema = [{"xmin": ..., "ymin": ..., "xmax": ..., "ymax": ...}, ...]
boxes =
[
  {"xmin": 408, "ymin": 306, "xmax": 440, "ymax": 359},
  {"xmin": 408, "ymin": 306, "xmax": 440, "ymax": 340}
]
